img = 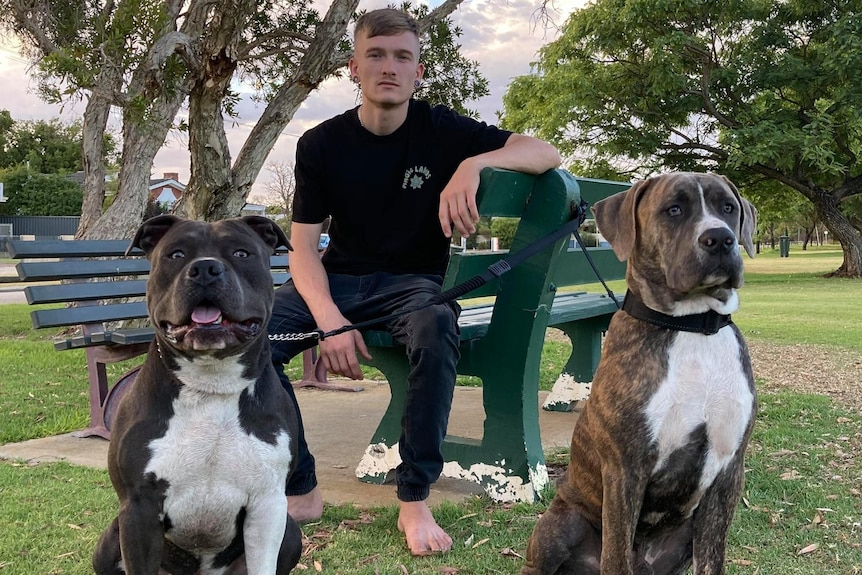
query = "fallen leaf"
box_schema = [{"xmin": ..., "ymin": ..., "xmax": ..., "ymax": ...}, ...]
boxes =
[
  {"xmin": 314, "ymin": 559, "xmax": 323, "ymax": 572},
  {"xmin": 812, "ymin": 510, "xmax": 824, "ymax": 525},
  {"xmin": 769, "ymin": 449, "xmax": 797, "ymax": 458},
  {"xmin": 438, "ymin": 567, "xmax": 459, "ymax": 574},
  {"xmin": 472, "ymin": 537, "xmax": 490, "ymax": 549},
  {"xmin": 797, "ymin": 543, "xmax": 819, "ymax": 555},
  {"xmin": 464, "ymin": 534, "xmax": 474, "ymax": 547},
  {"xmin": 730, "ymin": 559, "xmax": 752, "ymax": 566},
  {"xmin": 399, "ymin": 564, "xmax": 409, "ymax": 575},
  {"xmin": 501, "ymin": 547, "xmax": 524, "ymax": 559},
  {"xmin": 780, "ymin": 470, "xmax": 800, "ymax": 480}
]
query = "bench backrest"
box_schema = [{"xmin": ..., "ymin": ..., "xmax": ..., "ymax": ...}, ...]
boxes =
[{"xmin": 10, "ymin": 168, "xmax": 630, "ymax": 335}]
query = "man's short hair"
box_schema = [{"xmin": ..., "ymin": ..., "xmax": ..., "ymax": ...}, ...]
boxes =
[{"xmin": 354, "ymin": 8, "xmax": 420, "ymax": 41}]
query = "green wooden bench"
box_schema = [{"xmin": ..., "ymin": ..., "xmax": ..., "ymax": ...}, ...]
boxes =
[
  {"xmin": 351, "ymin": 168, "xmax": 627, "ymax": 502},
  {"xmin": 7, "ymin": 241, "xmax": 339, "ymax": 440}
]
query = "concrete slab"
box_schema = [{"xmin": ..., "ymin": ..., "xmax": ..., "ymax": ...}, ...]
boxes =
[{"xmin": 0, "ymin": 382, "xmax": 579, "ymax": 508}]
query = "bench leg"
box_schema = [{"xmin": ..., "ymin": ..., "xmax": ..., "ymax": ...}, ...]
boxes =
[
  {"xmin": 355, "ymin": 346, "xmax": 407, "ymax": 484},
  {"xmin": 542, "ymin": 318, "xmax": 611, "ymax": 412},
  {"xmin": 292, "ymin": 347, "xmax": 364, "ymax": 393},
  {"xmin": 71, "ymin": 348, "xmax": 111, "ymax": 440},
  {"xmin": 357, "ymin": 345, "xmax": 549, "ymax": 503}
]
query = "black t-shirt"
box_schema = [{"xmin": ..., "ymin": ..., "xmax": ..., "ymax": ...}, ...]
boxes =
[{"xmin": 292, "ymin": 99, "xmax": 512, "ymax": 276}]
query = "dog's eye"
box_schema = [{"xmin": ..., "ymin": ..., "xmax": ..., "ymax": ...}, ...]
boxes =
[
  {"xmin": 169, "ymin": 250, "xmax": 185, "ymax": 259},
  {"xmin": 723, "ymin": 203, "xmax": 734, "ymax": 214},
  {"xmin": 233, "ymin": 249, "xmax": 249, "ymax": 258},
  {"xmin": 667, "ymin": 206, "xmax": 682, "ymax": 217}
]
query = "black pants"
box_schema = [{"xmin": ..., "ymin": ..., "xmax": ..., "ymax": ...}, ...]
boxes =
[{"xmin": 268, "ymin": 272, "xmax": 461, "ymax": 502}]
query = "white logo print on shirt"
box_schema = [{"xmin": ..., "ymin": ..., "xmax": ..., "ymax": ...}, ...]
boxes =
[{"xmin": 402, "ymin": 166, "xmax": 431, "ymax": 190}]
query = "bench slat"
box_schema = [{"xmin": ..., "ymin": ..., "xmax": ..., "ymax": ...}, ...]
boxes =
[
  {"xmin": 31, "ymin": 301, "xmax": 149, "ymax": 329},
  {"xmin": 16, "ymin": 259, "xmax": 150, "ymax": 281},
  {"xmin": 24, "ymin": 280, "xmax": 149, "ymax": 304},
  {"xmin": 109, "ymin": 328, "xmax": 156, "ymax": 345},
  {"xmin": 8, "ymin": 240, "xmax": 291, "ymax": 259},
  {"xmin": 8, "ymin": 240, "xmax": 137, "ymax": 258},
  {"xmin": 554, "ymin": 248, "xmax": 627, "ymax": 286}
]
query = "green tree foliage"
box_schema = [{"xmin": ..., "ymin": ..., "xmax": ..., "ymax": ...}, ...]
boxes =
[
  {"xmin": 0, "ymin": 113, "xmax": 91, "ymax": 173},
  {"xmin": 0, "ymin": 166, "xmax": 83, "ymax": 216},
  {"xmin": 503, "ymin": 0, "xmax": 862, "ymax": 277},
  {"xmin": 407, "ymin": 3, "xmax": 489, "ymax": 118},
  {"xmin": 490, "ymin": 217, "xmax": 518, "ymax": 250}
]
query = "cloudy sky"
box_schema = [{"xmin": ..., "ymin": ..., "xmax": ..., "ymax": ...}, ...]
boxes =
[{"xmin": 0, "ymin": 0, "xmax": 586, "ymax": 199}]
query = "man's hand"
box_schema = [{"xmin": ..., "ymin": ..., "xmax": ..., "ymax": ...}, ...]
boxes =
[
  {"xmin": 317, "ymin": 315, "xmax": 372, "ymax": 380},
  {"xmin": 439, "ymin": 160, "xmax": 481, "ymax": 238}
]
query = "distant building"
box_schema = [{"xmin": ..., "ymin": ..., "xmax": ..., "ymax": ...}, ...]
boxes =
[
  {"xmin": 150, "ymin": 172, "xmax": 266, "ymax": 216},
  {"xmin": 149, "ymin": 172, "xmax": 185, "ymax": 207}
]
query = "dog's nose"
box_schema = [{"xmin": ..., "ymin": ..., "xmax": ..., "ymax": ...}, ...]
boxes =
[
  {"xmin": 699, "ymin": 228, "xmax": 736, "ymax": 255},
  {"xmin": 187, "ymin": 258, "xmax": 225, "ymax": 285}
]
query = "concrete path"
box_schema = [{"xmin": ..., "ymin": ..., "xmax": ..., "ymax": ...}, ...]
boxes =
[{"xmin": 0, "ymin": 382, "xmax": 579, "ymax": 508}]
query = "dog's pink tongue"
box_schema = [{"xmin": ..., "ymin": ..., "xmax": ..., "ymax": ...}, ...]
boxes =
[{"xmin": 191, "ymin": 306, "xmax": 222, "ymax": 325}]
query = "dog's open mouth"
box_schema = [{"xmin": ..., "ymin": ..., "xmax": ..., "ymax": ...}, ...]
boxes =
[{"xmin": 162, "ymin": 304, "xmax": 262, "ymax": 350}]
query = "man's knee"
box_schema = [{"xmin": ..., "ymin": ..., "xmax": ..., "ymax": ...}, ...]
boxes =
[{"xmin": 408, "ymin": 304, "xmax": 458, "ymax": 345}]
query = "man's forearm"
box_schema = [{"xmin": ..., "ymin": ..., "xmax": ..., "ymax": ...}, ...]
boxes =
[
  {"xmin": 467, "ymin": 134, "xmax": 561, "ymax": 176},
  {"xmin": 289, "ymin": 249, "xmax": 343, "ymax": 330}
]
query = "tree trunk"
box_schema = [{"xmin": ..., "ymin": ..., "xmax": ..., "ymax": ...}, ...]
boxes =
[
  {"xmin": 77, "ymin": 94, "xmax": 113, "ymax": 237},
  {"xmin": 81, "ymin": 93, "xmax": 189, "ymax": 239},
  {"xmin": 196, "ymin": 0, "xmax": 361, "ymax": 222},
  {"xmin": 815, "ymin": 194, "xmax": 862, "ymax": 278}
]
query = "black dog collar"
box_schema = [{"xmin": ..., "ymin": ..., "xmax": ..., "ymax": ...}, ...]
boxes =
[{"xmin": 622, "ymin": 290, "xmax": 732, "ymax": 336}]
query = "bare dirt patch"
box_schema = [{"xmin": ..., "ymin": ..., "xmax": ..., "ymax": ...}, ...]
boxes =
[
  {"xmin": 547, "ymin": 329, "xmax": 861, "ymax": 412},
  {"xmin": 747, "ymin": 340, "xmax": 862, "ymax": 412}
]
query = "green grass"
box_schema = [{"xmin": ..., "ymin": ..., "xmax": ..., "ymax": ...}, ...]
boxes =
[
  {"xmin": 1, "ymin": 393, "xmax": 859, "ymax": 574},
  {"xmin": 1, "ymin": 250, "xmax": 861, "ymax": 574}
]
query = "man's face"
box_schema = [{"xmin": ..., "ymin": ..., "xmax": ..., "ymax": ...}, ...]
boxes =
[{"xmin": 350, "ymin": 31, "xmax": 424, "ymax": 108}]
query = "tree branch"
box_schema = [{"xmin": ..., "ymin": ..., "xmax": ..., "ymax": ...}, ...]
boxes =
[{"xmin": 238, "ymin": 29, "xmax": 313, "ymax": 60}]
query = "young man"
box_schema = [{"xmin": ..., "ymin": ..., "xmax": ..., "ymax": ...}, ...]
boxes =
[{"xmin": 268, "ymin": 8, "xmax": 561, "ymax": 556}]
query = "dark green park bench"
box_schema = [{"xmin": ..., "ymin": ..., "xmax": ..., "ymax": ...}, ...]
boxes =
[
  {"xmin": 351, "ymin": 167, "xmax": 628, "ymax": 502},
  {"xmin": 10, "ymin": 167, "xmax": 629, "ymax": 502}
]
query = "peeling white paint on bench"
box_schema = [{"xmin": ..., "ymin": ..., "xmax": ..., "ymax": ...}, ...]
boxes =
[
  {"xmin": 355, "ymin": 441, "xmax": 550, "ymax": 503},
  {"xmin": 542, "ymin": 373, "xmax": 591, "ymax": 411},
  {"xmin": 355, "ymin": 442, "xmax": 402, "ymax": 480},
  {"xmin": 442, "ymin": 460, "xmax": 549, "ymax": 503}
]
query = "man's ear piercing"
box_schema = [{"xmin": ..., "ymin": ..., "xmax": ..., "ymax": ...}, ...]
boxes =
[
  {"xmin": 352, "ymin": 76, "xmax": 360, "ymax": 84},
  {"xmin": 414, "ymin": 79, "xmax": 422, "ymax": 88}
]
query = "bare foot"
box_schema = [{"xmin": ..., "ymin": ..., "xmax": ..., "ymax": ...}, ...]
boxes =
[
  {"xmin": 287, "ymin": 487, "xmax": 323, "ymax": 523},
  {"xmin": 397, "ymin": 500, "xmax": 453, "ymax": 556}
]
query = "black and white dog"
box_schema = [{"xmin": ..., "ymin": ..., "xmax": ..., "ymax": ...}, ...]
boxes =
[
  {"xmin": 93, "ymin": 215, "xmax": 302, "ymax": 575},
  {"xmin": 522, "ymin": 173, "xmax": 757, "ymax": 575}
]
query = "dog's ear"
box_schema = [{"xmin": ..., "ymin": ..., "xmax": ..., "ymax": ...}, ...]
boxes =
[
  {"xmin": 718, "ymin": 175, "xmax": 757, "ymax": 258},
  {"xmin": 127, "ymin": 215, "xmax": 182, "ymax": 257},
  {"xmin": 241, "ymin": 216, "xmax": 292, "ymax": 253},
  {"xmin": 591, "ymin": 178, "xmax": 652, "ymax": 261}
]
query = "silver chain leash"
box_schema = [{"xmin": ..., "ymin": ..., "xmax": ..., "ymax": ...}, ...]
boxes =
[{"xmin": 268, "ymin": 331, "xmax": 321, "ymax": 342}]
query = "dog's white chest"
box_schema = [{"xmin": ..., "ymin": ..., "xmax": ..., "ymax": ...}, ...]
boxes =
[
  {"xmin": 145, "ymin": 385, "xmax": 292, "ymax": 552},
  {"xmin": 645, "ymin": 328, "xmax": 753, "ymax": 493}
]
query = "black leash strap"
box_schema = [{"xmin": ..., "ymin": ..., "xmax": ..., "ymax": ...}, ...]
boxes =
[
  {"xmin": 315, "ymin": 200, "xmax": 588, "ymax": 341},
  {"xmin": 272, "ymin": 199, "xmax": 620, "ymax": 343}
]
